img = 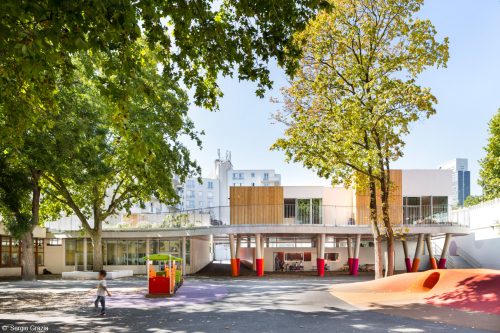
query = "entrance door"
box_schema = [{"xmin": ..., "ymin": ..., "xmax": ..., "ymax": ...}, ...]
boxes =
[{"xmin": 273, "ymin": 252, "xmax": 284, "ymax": 271}]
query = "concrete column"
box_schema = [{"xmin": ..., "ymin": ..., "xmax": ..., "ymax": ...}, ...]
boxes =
[
  {"xmin": 181, "ymin": 237, "xmax": 186, "ymax": 276},
  {"xmin": 347, "ymin": 237, "xmax": 353, "ymax": 274},
  {"xmin": 83, "ymin": 238, "xmax": 88, "ymax": 271},
  {"xmin": 229, "ymin": 234, "xmax": 235, "ymax": 259},
  {"xmin": 402, "ymin": 239, "xmax": 412, "ymax": 272},
  {"xmin": 352, "ymin": 234, "xmax": 361, "ymax": 276},
  {"xmin": 317, "ymin": 234, "xmax": 326, "ymax": 277},
  {"xmin": 235, "ymin": 235, "xmax": 241, "ymax": 276},
  {"xmin": 260, "ymin": 235, "xmax": 266, "ymax": 266},
  {"xmin": 438, "ymin": 233, "xmax": 452, "ymax": 269},
  {"xmin": 229, "ymin": 234, "xmax": 238, "ymax": 277},
  {"xmin": 236, "ymin": 235, "xmax": 241, "ymax": 259},
  {"xmin": 411, "ymin": 234, "xmax": 424, "ymax": 272},
  {"xmin": 426, "ymin": 234, "xmax": 437, "ymax": 269},
  {"xmin": 255, "ymin": 234, "xmax": 263, "ymax": 276}
]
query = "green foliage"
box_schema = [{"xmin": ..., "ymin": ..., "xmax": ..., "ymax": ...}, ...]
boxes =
[
  {"xmin": 0, "ymin": 157, "xmax": 32, "ymax": 238},
  {"xmin": 42, "ymin": 43, "xmax": 201, "ymax": 228},
  {"xmin": 463, "ymin": 195, "xmax": 484, "ymax": 207},
  {"xmin": 478, "ymin": 108, "xmax": 500, "ymax": 200},
  {"xmin": 273, "ymin": 0, "xmax": 449, "ymax": 190},
  {"xmin": 0, "ymin": 0, "xmax": 323, "ymax": 131}
]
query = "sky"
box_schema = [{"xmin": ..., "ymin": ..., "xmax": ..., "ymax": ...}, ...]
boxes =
[{"xmin": 184, "ymin": 0, "xmax": 500, "ymax": 196}]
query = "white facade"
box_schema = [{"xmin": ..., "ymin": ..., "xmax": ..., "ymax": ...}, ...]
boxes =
[{"xmin": 402, "ymin": 169, "xmax": 453, "ymax": 198}]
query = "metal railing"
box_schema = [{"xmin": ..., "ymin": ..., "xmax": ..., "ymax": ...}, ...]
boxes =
[{"xmin": 44, "ymin": 204, "xmax": 469, "ymax": 232}]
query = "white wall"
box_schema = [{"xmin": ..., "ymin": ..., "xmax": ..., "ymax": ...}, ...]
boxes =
[
  {"xmin": 402, "ymin": 170, "xmax": 453, "ymax": 197},
  {"xmin": 187, "ymin": 236, "xmax": 212, "ymax": 274},
  {"xmin": 450, "ymin": 199, "xmax": 500, "ymax": 269}
]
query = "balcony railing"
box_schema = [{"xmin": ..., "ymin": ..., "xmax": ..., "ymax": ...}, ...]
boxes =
[{"xmin": 44, "ymin": 204, "xmax": 469, "ymax": 232}]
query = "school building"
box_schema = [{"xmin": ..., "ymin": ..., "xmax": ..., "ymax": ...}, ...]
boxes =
[{"xmin": 0, "ymin": 168, "xmax": 473, "ymax": 277}]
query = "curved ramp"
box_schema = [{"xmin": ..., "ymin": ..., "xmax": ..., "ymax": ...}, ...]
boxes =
[{"xmin": 330, "ymin": 269, "xmax": 500, "ymax": 315}]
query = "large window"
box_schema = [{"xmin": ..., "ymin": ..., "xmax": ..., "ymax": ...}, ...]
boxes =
[
  {"xmin": 0, "ymin": 236, "xmax": 45, "ymax": 268},
  {"xmin": 403, "ymin": 196, "xmax": 449, "ymax": 224},
  {"xmin": 324, "ymin": 253, "xmax": 339, "ymax": 261},
  {"xmin": 285, "ymin": 198, "xmax": 323, "ymax": 224}
]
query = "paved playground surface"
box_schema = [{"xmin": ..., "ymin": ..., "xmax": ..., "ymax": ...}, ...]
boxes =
[{"xmin": 0, "ymin": 274, "xmax": 497, "ymax": 333}]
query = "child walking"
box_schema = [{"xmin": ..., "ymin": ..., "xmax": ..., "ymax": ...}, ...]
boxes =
[{"xmin": 93, "ymin": 270, "xmax": 111, "ymax": 315}]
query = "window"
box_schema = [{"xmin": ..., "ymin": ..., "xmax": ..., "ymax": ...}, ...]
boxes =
[
  {"xmin": 47, "ymin": 238, "xmax": 62, "ymax": 246},
  {"xmin": 207, "ymin": 181, "xmax": 214, "ymax": 189},
  {"xmin": 198, "ymin": 191, "xmax": 203, "ymax": 197},
  {"xmin": 1, "ymin": 236, "xmax": 12, "ymax": 266},
  {"xmin": 11, "ymin": 239, "xmax": 20, "ymax": 266},
  {"xmin": 106, "ymin": 240, "xmax": 117, "ymax": 265},
  {"xmin": 208, "ymin": 200, "xmax": 214, "ymax": 207},
  {"xmin": 263, "ymin": 173, "xmax": 269, "ymax": 180},
  {"xmin": 207, "ymin": 192, "xmax": 213, "ymax": 199},
  {"xmin": 403, "ymin": 196, "xmax": 449, "ymax": 224},
  {"xmin": 186, "ymin": 200, "xmax": 195, "ymax": 209},
  {"xmin": 199, "ymin": 201, "xmax": 204, "ymax": 207},
  {"xmin": 137, "ymin": 240, "xmax": 146, "ymax": 265},
  {"xmin": 232, "ymin": 173, "xmax": 244, "ymax": 180},
  {"xmin": 324, "ymin": 253, "xmax": 339, "ymax": 261},
  {"xmin": 186, "ymin": 190, "xmax": 195, "ymax": 198},
  {"xmin": 127, "ymin": 240, "xmax": 138, "ymax": 265},
  {"xmin": 251, "ymin": 172, "xmax": 255, "ymax": 177},
  {"xmin": 285, "ymin": 252, "xmax": 303, "ymax": 261},
  {"xmin": 186, "ymin": 179, "xmax": 195, "ymax": 188},
  {"xmin": 65, "ymin": 239, "xmax": 76, "ymax": 266}
]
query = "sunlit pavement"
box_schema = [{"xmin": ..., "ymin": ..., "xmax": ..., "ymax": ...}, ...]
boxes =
[{"xmin": 0, "ymin": 276, "xmax": 492, "ymax": 333}]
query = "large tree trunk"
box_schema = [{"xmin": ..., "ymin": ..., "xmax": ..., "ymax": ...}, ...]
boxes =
[
  {"xmin": 21, "ymin": 231, "xmax": 36, "ymax": 280},
  {"xmin": 369, "ymin": 176, "xmax": 384, "ymax": 279},
  {"xmin": 380, "ymin": 170, "xmax": 395, "ymax": 276},
  {"xmin": 21, "ymin": 170, "xmax": 41, "ymax": 281},
  {"xmin": 89, "ymin": 228, "xmax": 104, "ymax": 272}
]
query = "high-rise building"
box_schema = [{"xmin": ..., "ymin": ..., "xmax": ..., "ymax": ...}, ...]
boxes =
[{"xmin": 438, "ymin": 158, "xmax": 470, "ymax": 206}]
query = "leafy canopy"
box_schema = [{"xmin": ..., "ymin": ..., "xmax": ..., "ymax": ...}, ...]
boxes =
[
  {"xmin": 272, "ymin": 0, "xmax": 448, "ymax": 188},
  {"xmin": 42, "ymin": 43, "xmax": 201, "ymax": 229},
  {"xmin": 478, "ymin": 108, "xmax": 500, "ymax": 201}
]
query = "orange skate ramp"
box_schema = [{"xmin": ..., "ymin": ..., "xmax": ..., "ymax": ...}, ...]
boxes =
[{"xmin": 330, "ymin": 269, "xmax": 500, "ymax": 315}]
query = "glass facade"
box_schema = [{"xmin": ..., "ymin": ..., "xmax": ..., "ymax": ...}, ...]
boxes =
[
  {"xmin": 403, "ymin": 196, "xmax": 449, "ymax": 224},
  {"xmin": 0, "ymin": 235, "xmax": 44, "ymax": 268},
  {"xmin": 284, "ymin": 198, "xmax": 323, "ymax": 224}
]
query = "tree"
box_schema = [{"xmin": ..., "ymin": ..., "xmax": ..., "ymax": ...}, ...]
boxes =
[
  {"xmin": 0, "ymin": 156, "xmax": 40, "ymax": 280},
  {"xmin": 42, "ymin": 44, "xmax": 200, "ymax": 271},
  {"xmin": 478, "ymin": 108, "xmax": 500, "ymax": 201},
  {"xmin": 273, "ymin": 0, "xmax": 448, "ymax": 277},
  {"xmin": 0, "ymin": 0, "xmax": 325, "ymax": 140}
]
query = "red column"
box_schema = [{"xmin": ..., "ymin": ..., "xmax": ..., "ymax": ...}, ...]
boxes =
[
  {"xmin": 352, "ymin": 258, "xmax": 359, "ymax": 276},
  {"xmin": 348, "ymin": 258, "xmax": 353, "ymax": 275},
  {"xmin": 430, "ymin": 257, "xmax": 438, "ymax": 270},
  {"xmin": 231, "ymin": 258, "xmax": 239, "ymax": 277},
  {"xmin": 405, "ymin": 258, "xmax": 412, "ymax": 272},
  {"xmin": 256, "ymin": 258, "xmax": 264, "ymax": 277},
  {"xmin": 317, "ymin": 258, "xmax": 325, "ymax": 277},
  {"xmin": 438, "ymin": 258, "xmax": 447, "ymax": 269},
  {"xmin": 411, "ymin": 258, "xmax": 421, "ymax": 272},
  {"xmin": 236, "ymin": 258, "xmax": 241, "ymax": 275}
]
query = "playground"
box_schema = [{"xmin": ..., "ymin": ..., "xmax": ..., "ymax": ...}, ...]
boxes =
[{"xmin": 0, "ymin": 270, "xmax": 498, "ymax": 333}]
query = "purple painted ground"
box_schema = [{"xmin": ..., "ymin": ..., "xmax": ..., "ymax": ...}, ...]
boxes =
[{"xmin": 89, "ymin": 281, "xmax": 228, "ymax": 309}]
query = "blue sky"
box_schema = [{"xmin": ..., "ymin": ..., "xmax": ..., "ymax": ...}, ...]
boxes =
[{"xmin": 185, "ymin": 0, "xmax": 500, "ymax": 196}]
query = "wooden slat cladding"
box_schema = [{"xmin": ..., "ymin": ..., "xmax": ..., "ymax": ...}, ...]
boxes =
[
  {"xmin": 230, "ymin": 186, "xmax": 284, "ymax": 225},
  {"xmin": 355, "ymin": 170, "xmax": 403, "ymax": 226}
]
